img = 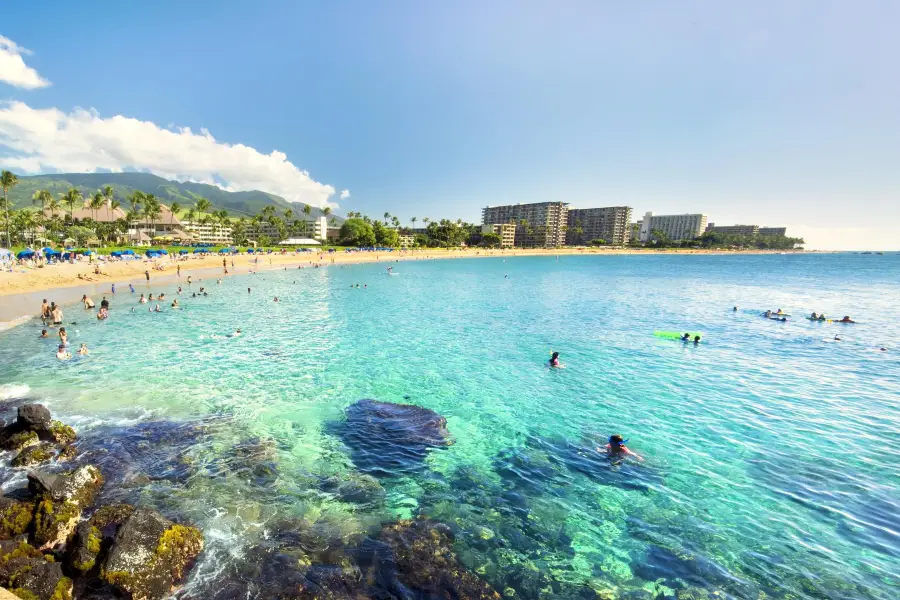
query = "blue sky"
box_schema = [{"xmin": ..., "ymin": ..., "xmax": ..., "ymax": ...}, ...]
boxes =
[{"xmin": 1, "ymin": 1, "xmax": 898, "ymax": 249}]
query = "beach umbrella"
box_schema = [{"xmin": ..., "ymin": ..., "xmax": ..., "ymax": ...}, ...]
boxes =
[
  {"xmin": 17, "ymin": 249, "xmax": 35, "ymax": 259},
  {"xmin": 122, "ymin": 249, "xmax": 135, "ymax": 255},
  {"xmin": 42, "ymin": 247, "xmax": 55, "ymax": 254},
  {"xmin": 179, "ymin": 250, "xmax": 189, "ymax": 254},
  {"xmin": 83, "ymin": 250, "xmax": 93, "ymax": 255},
  {"xmin": 157, "ymin": 249, "xmax": 169, "ymax": 255},
  {"xmin": 193, "ymin": 248, "xmax": 204, "ymax": 254}
]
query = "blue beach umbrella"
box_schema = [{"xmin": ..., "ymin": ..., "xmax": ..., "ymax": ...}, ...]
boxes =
[
  {"xmin": 17, "ymin": 249, "xmax": 35, "ymax": 259},
  {"xmin": 193, "ymin": 248, "xmax": 204, "ymax": 254},
  {"xmin": 122, "ymin": 249, "xmax": 135, "ymax": 255},
  {"xmin": 179, "ymin": 250, "xmax": 189, "ymax": 254},
  {"xmin": 157, "ymin": 249, "xmax": 169, "ymax": 255}
]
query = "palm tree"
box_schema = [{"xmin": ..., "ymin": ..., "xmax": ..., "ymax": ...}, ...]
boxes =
[
  {"xmin": 323, "ymin": 206, "xmax": 332, "ymax": 218},
  {"xmin": 383, "ymin": 211, "xmax": 391, "ymax": 225},
  {"xmin": 90, "ymin": 192, "xmax": 105, "ymax": 223},
  {"xmin": 302, "ymin": 204, "xmax": 312, "ymax": 218},
  {"xmin": 423, "ymin": 217, "xmax": 430, "ymax": 227},
  {"xmin": 392, "ymin": 216, "xmax": 400, "ymax": 228},
  {"xmin": 195, "ymin": 197, "xmax": 212, "ymax": 219},
  {"xmin": 102, "ymin": 185, "xmax": 114, "ymax": 207},
  {"xmin": 410, "ymin": 216, "xmax": 417, "ymax": 230},
  {"xmin": 185, "ymin": 208, "xmax": 197, "ymax": 231},
  {"xmin": 0, "ymin": 171, "xmax": 20, "ymax": 248},
  {"xmin": 32, "ymin": 189, "xmax": 52, "ymax": 215},
  {"xmin": 61, "ymin": 188, "xmax": 83, "ymax": 226},
  {"xmin": 142, "ymin": 194, "xmax": 162, "ymax": 238},
  {"xmin": 329, "ymin": 218, "xmax": 337, "ymax": 227},
  {"xmin": 284, "ymin": 208, "xmax": 294, "ymax": 222},
  {"xmin": 129, "ymin": 190, "xmax": 145, "ymax": 215},
  {"xmin": 170, "ymin": 202, "xmax": 181, "ymax": 228}
]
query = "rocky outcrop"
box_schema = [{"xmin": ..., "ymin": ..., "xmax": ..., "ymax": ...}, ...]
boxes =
[
  {"xmin": 100, "ymin": 507, "xmax": 203, "ymax": 600},
  {"xmin": 319, "ymin": 472, "xmax": 385, "ymax": 506},
  {"xmin": 0, "ymin": 540, "xmax": 72, "ymax": 600},
  {"xmin": 29, "ymin": 466, "xmax": 104, "ymax": 550},
  {"xmin": 16, "ymin": 404, "xmax": 51, "ymax": 433},
  {"xmin": 328, "ymin": 399, "xmax": 453, "ymax": 476},
  {"xmin": 0, "ymin": 430, "xmax": 38, "ymax": 452},
  {"xmin": 0, "ymin": 404, "xmax": 78, "ymax": 462}
]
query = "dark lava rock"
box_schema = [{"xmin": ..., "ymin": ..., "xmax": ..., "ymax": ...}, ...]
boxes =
[
  {"xmin": 0, "ymin": 496, "xmax": 34, "ymax": 539},
  {"xmin": 101, "ymin": 507, "xmax": 203, "ymax": 600},
  {"xmin": 328, "ymin": 399, "xmax": 453, "ymax": 476},
  {"xmin": 0, "ymin": 429, "xmax": 39, "ymax": 452},
  {"xmin": 69, "ymin": 521, "xmax": 104, "ymax": 574},
  {"xmin": 17, "ymin": 403, "xmax": 52, "ymax": 432},
  {"xmin": 319, "ymin": 472, "xmax": 385, "ymax": 506},
  {"xmin": 29, "ymin": 465, "xmax": 104, "ymax": 550},
  {"xmin": 0, "ymin": 540, "xmax": 73, "ymax": 600}
]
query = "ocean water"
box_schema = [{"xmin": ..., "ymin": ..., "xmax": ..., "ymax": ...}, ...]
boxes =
[{"xmin": 1, "ymin": 253, "xmax": 899, "ymax": 599}]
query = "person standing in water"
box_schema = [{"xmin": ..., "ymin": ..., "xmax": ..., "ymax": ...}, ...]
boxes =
[
  {"xmin": 549, "ymin": 352, "xmax": 564, "ymax": 368},
  {"xmin": 40, "ymin": 299, "xmax": 51, "ymax": 324}
]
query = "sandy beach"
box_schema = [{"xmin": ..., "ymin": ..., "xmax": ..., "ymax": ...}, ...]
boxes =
[{"xmin": 0, "ymin": 247, "xmax": 800, "ymax": 325}]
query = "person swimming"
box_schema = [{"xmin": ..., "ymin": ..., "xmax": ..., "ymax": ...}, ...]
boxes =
[
  {"xmin": 77, "ymin": 343, "xmax": 89, "ymax": 355},
  {"xmin": 139, "ymin": 294, "xmax": 147, "ymax": 304},
  {"xmin": 549, "ymin": 351, "xmax": 564, "ymax": 368},
  {"xmin": 733, "ymin": 306, "xmax": 738, "ymax": 311},
  {"xmin": 693, "ymin": 335, "xmax": 701, "ymax": 344},
  {"xmin": 56, "ymin": 344, "xmax": 72, "ymax": 360},
  {"xmin": 681, "ymin": 333, "xmax": 691, "ymax": 341},
  {"xmin": 154, "ymin": 304, "xmax": 162, "ymax": 312},
  {"xmin": 838, "ymin": 316, "xmax": 855, "ymax": 323},
  {"xmin": 148, "ymin": 293, "xmax": 154, "ymax": 302},
  {"xmin": 228, "ymin": 328, "xmax": 242, "ymax": 338},
  {"xmin": 603, "ymin": 434, "xmax": 643, "ymax": 462},
  {"xmin": 171, "ymin": 299, "xmax": 180, "ymax": 308},
  {"xmin": 810, "ymin": 311, "xmax": 819, "ymax": 320},
  {"xmin": 40, "ymin": 329, "xmax": 49, "ymax": 338}
]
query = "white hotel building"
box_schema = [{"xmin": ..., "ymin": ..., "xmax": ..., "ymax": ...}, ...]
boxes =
[{"xmin": 638, "ymin": 212, "xmax": 708, "ymax": 243}]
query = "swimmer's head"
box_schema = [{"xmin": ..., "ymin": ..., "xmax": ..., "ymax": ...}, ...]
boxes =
[
  {"xmin": 694, "ymin": 335, "xmax": 701, "ymax": 342},
  {"xmin": 609, "ymin": 434, "xmax": 628, "ymax": 447},
  {"xmin": 550, "ymin": 352, "xmax": 559, "ymax": 361},
  {"xmin": 58, "ymin": 344, "xmax": 66, "ymax": 351},
  {"xmin": 41, "ymin": 329, "xmax": 47, "ymax": 336}
]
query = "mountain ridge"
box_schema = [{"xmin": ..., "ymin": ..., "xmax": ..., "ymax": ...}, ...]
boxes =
[{"xmin": 5, "ymin": 172, "xmax": 342, "ymax": 223}]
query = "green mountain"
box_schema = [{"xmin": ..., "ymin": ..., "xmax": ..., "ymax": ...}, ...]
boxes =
[{"xmin": 6, "ymin": 172, "xmax": 342, "ymax": 223}]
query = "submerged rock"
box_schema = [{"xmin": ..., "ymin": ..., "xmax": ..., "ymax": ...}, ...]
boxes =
[
  {"xmin": 101, "ymin": 507, "xmax": 203, "ymax": 600},
  {"xmin": 319, "ymin": 472, "xmax": 386, "ymax": 506},
  {"xmin": 1, "ymin": 430, "xmax": 38, "ymax": 452},
  {"xmin": 328, "ymin": 399, "xmax": 453, "ymax": 476},
  {"xmin": 29, "ymin": 465, "xmax": 104, "ymax": 550},
  {"xmin": 372, "ymin": 519, "xmax": 501, "ymax": 599}
]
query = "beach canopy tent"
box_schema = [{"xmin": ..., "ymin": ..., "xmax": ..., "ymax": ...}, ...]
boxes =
[
  {"xmin": 193, "ymin": 248, "xmax": 204, "ymax": 254},
  {"xmin": 82, "ymin": 250, "xmax": 93, "ymax": 255},
  {"xmin": 179, "ymin": 250, "xmax": 189, "ymax": 254},
  {"xmin": 17, "ymin": 249, "xmax": 35, "ymax": 259},
  {"xmin": 45, "ymin": 249, "xmax": 62, "ymax": 257},
  {"xmin": 218, "ymin": 248, "xmax": 233, "ymax": 254},
  {"xmin": 247, "ymin": 248, "xmax": 255, "ymax": 253}
]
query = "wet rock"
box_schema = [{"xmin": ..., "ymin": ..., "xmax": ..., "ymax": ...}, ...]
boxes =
[
  {"xmin": 374, "ymin": 519, "xmax": 501, "ymax": 599},
  {"xmin": 214, "ymin": 437, "xmax": 279, "ymax": 489},
  {"xmin": 328, "ymin": 399, "xmax": 453, "ymax": 476},
  {"xmin": 12, "ymin": 442, "xmax": 57, "ymax": 468},
  {"xmin": 0, "ymin": 497, "xmax": 33, "ymax": 540},
  {"xmin": 101, "ymin": 507, "xmax": 203, "ymax": 600},
  {"xmin": 319, "ymin": 472, "xmax": 385, "ymax": 506},
  {"xmin": 0, "ymin": 540, "xmax": 72, "ymax": 600},
  {"xmin": 57, "ymin": 444, "xmax": 78, "ymax": 462},
  {"xmin": 1, "ymin": 430, "xmax": 39, "ymax": 452},
  {"xmin": 45, "ymin": 420, "xmax": 77, "ymax": 445},
  {"xmin": 30, "ymin": 465, "xmax": 104, "ymax": 550},
  {"xmin": 297, "ymin": 564, "xmax": 364, "ymax": 599},
  {"xmin": 69, "ymin": 521, "xmax": 104, "ymax": 574},
  {"xmin": 17, "ymin": 404, "xmax": 52, "ymax": 432}
]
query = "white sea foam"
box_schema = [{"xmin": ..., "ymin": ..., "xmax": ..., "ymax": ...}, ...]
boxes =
[{"xmin": 0, "ymin": 383, "xmax": 30, "ymax": 400}]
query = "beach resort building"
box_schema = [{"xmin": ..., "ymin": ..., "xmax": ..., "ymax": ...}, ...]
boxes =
[
  {"xmin": 398, "ymin": 233, "xmax": 416, "ymax": 248},
  {"xmin": 759, "ymin": 227, "xmax": 787, "ymax": 237},
  {"xmin": 638, "ymin": 212, "xmax": 708, "ymax": 243},
  {"xmin": 183, "ymin": 222, "xmax": 234, "ymax": 245},
  {"xmin": 45, "ymin": 200, "xmax": 195, "ymax": 245},
  {"xmin": 481, "ymin": 202, "xmax": 569, "ymax": 248},
  {"xmin": 705, "ymin": 224, "xmax": 760, "ymax": 236},
  {"xmin": 566, "ymin": 206, "xmax": 633, "ymax": 245},
  {"xmin": 481, "ymin": 223, "xmax": 517, "ymax": 248}
]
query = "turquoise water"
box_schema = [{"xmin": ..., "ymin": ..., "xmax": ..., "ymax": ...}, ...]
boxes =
[{"xmin": 1, "ymin": 254, "xmax": 899, "ymax": 599}]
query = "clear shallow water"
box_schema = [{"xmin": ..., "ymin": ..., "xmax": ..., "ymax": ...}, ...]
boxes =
[{"xmin": 1, "ymin": 254, "xmax": 899, "ymax": 599}]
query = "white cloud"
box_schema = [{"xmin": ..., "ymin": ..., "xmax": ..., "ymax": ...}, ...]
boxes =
[
  {"xmin": 0, "ymin": 35, "xmax": 50, "ymax": 89},
  {"xmin": 340, "ymin": 189, "xmax": 350, "ymax": 200},
  {"xmin": 0, "ymin": 101, "xmax": 344, "ymax": 207}
]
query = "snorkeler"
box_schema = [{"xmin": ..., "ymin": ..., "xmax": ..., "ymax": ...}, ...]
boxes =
[
  {"xmin": 693, "ymin": 335, "xmax": 701, "ymax": 344},
  {"xmin": 603, "ymin": 434, "xmax": 643, "ymax": 461}
]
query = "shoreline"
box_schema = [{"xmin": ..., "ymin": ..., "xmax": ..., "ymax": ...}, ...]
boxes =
[{"xmin": 1, "ymin": 248, "xmax": 805, "ymax": 326}]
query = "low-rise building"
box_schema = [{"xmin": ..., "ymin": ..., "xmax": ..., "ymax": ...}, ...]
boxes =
[
  {"xmin": 566, "ymin": 206, "xmax": 632, "ymax": 245},
  {"xmin": 638, "ymin": 212, "xmax": 708, "ymax": 243},
  {"xmin": 481, "ymin": 223, "xmax": 516, "ymax": 247},
  {"xmin": 183, "ymin": 222, "xmax": 234, "ymax": 245},
  {"xmin": 398, "ymin": 233, "xmax": 416, "ymax": 248}
]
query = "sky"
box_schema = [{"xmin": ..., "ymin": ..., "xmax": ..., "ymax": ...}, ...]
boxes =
[{"xmin": 1, "ymin": 1, "xmax": 898, "ymax": 250}]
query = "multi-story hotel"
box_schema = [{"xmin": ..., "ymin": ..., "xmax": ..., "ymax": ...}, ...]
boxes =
[
  {"xmin": 481, "ymin": 202, "xmax": 568, "ymax": 248},
  {"xmin": 566, "ymin": 206, "xmax": 632, "ymax": 245},
  {"xmin": 638, "ymin": 212, "xmax": 708, "ymax": 243},
  {"xmin": 481, "ymin": 223, "xmax": 517, "ymax": 248},
  {"xmin": 705, "ymin": 224, "xmax": 760, "ymax": 236},
  {"xmin": 759, "ymin": 227, "xmax": 787, "ymax": 237}
]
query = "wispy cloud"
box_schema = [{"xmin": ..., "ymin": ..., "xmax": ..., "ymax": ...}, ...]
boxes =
[
  {"xmin": 0, "ymin": 35, "xmax": 50, "ymax": 89},
  {"xmin": 340, "ymin": 189, "xmax": 350, "ymax": 200},
  {"xmin": 0, "ymin": 101, "xmax": 345, "ymax": 207}
]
